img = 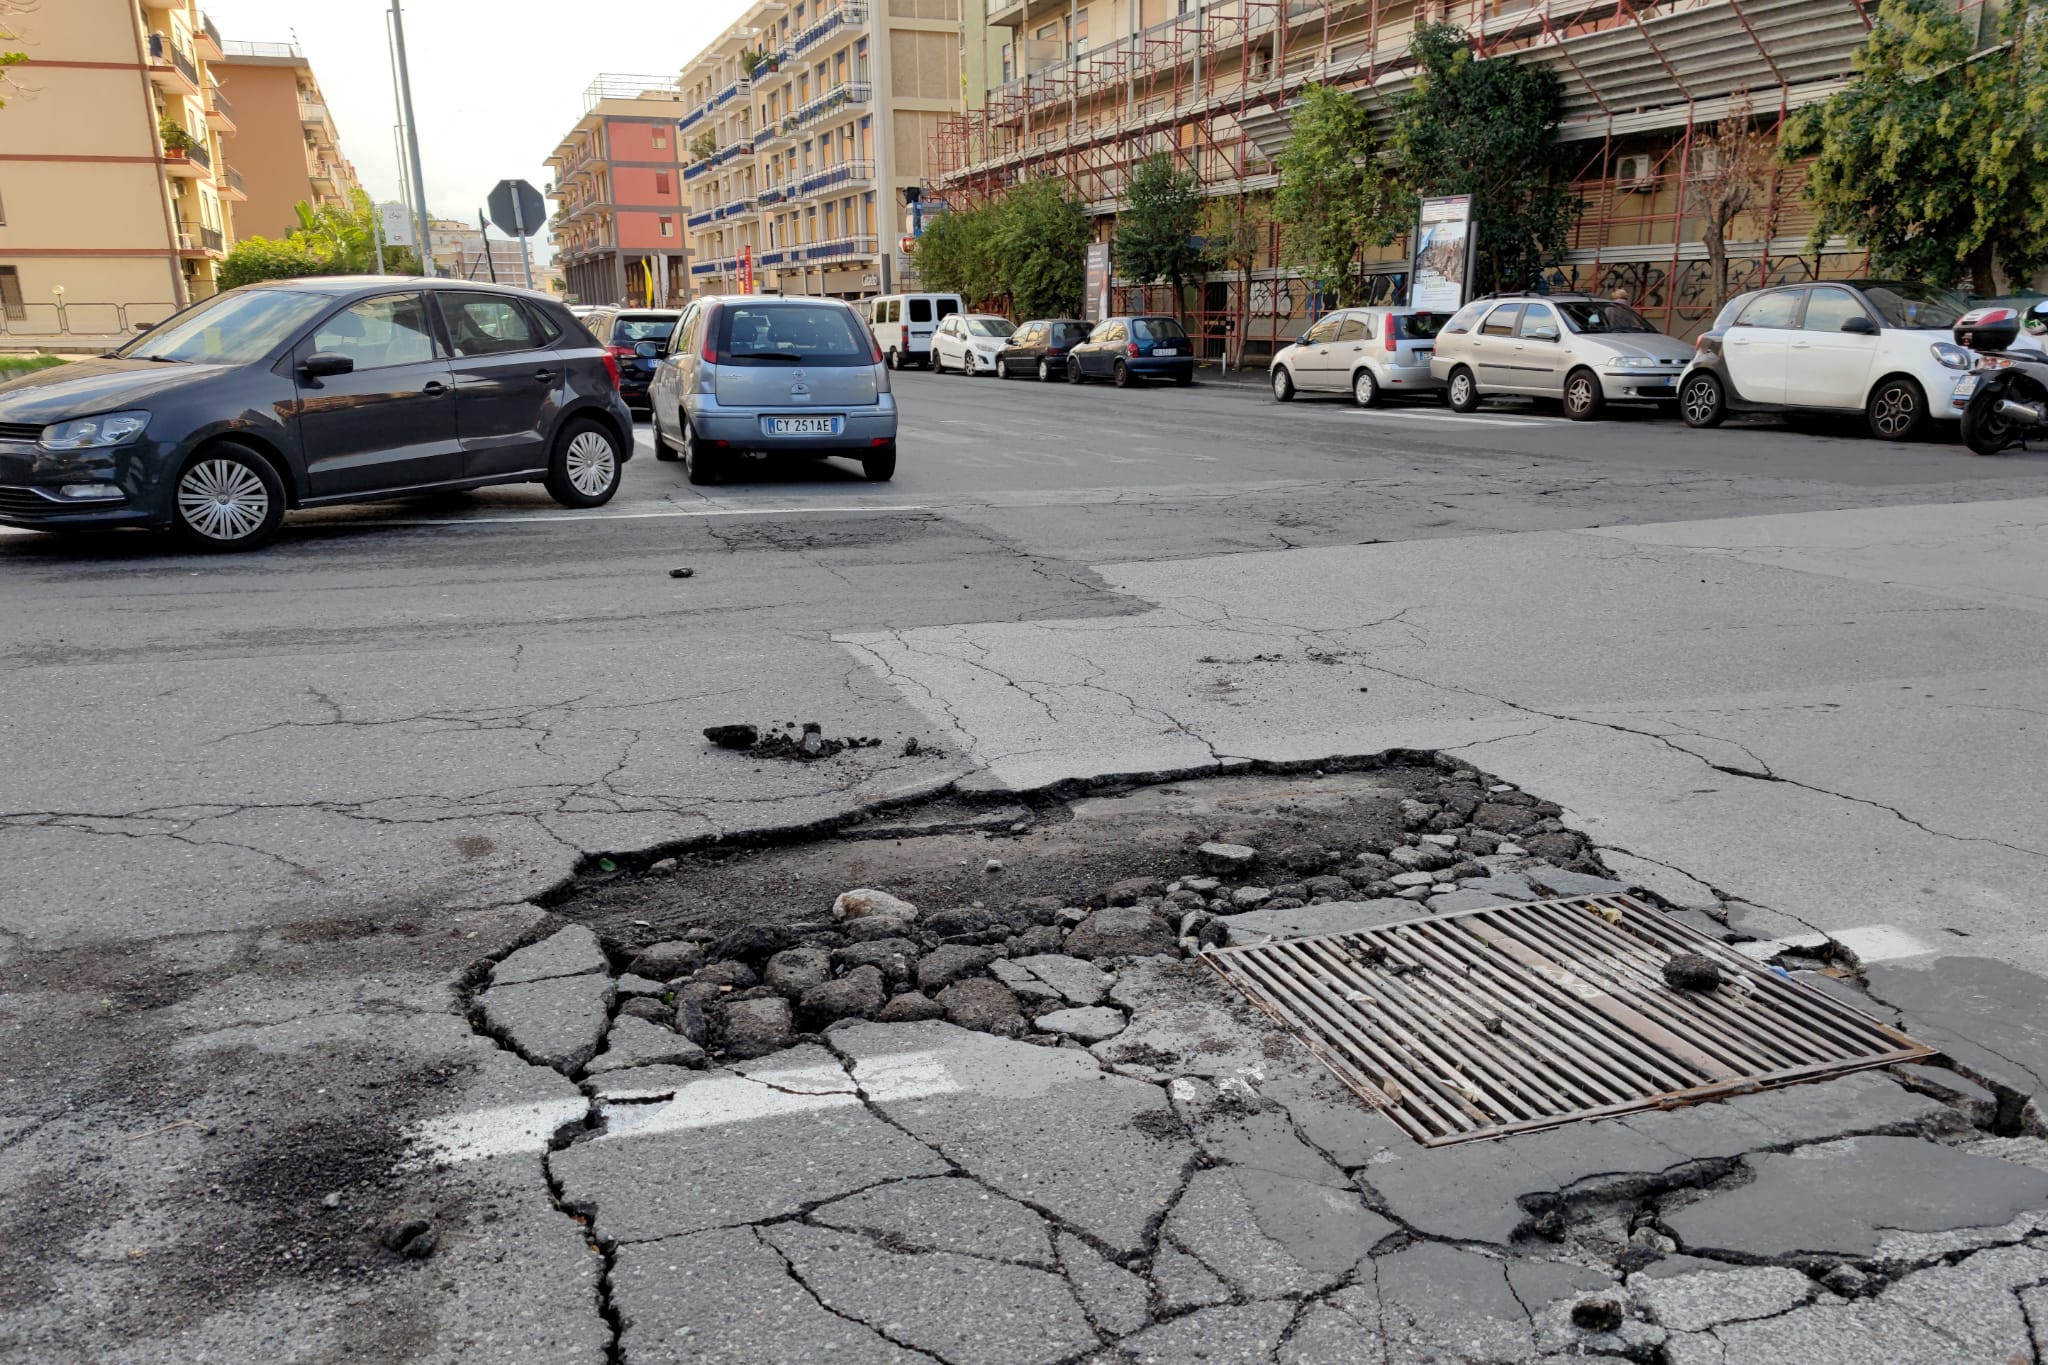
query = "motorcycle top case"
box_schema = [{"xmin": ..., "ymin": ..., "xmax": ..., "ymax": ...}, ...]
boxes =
[{"xmin": 1955, "ymin": 306, "xmax": 2023, "ymax": 352}]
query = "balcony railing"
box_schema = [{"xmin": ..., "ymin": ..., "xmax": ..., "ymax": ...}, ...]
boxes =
[
  {"xmin": 757, "ymin": 185, "xmax": 789, "ymax": 206},
  {"xmin": 715, "ymin": 197, "xmax": 754, "ymax": 221},
  {"xmin": 219, "ymin": 164, "xmax": 244, "ymax": 194},
  {"xmin": 205, "ymin": 86, "xmax": 235, "ymax": 126},
  {"xmin": 690, "ymin": 257, "xmax": 738, "ymax": 278},
  {"xmin": 796, "ymin": 158, "xmax": 873, "ymax": 196},
  {"xmin": 683, "ymin": 140, "xmax": 755, "ymax": 181},
  {"xmin": 300, "ymin": 99, "xmax": 331, "ymax": 127},
  {"xmin": 177, "ymin": 223, "xmax": 224, "ymax": 253},
  {"xmin": 791, "ymin": 82, "xmax": 869, "ymax": 130},
  {"xmin": 688, "ymin": 209, "xmax": 716, "ymax": 229},
  {"xmin": 198, "ymin": 11, "xmax": 223, "ymax": 53},
  {"xmin": 166, "ymin": 140, "xmax": 212, "ymax": 171},
  {"xmin": 799, "ymin": 234, "xmax": 878, "ymax": 263},
  {"xmin": 148, "ymin": 33, "xmax": 199, "ymax": 88},
  {"xmin": 793, "ymin": 2, "xmax": 867, "ymax": 57}
]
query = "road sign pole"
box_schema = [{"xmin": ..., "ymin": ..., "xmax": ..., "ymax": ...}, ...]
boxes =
[
  {"xmin": 477, "ymin": 210, "xmax": 498, "ymax": 283},
  {"xmin": 511, "ymin": 195, "xmax": 534, "ymax": 289},
  {"xmin": 389, "ymin": 1, "xmax": 434, "ymax": 275}
]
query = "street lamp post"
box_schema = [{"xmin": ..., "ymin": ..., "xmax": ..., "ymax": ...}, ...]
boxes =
[{"xmin": 388, "ymin": 1, "xmax": 433, "ymax": 275}]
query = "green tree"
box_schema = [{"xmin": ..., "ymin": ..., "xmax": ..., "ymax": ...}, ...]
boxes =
[
  {"xmin": 1113, "ymin": 154, "xmax": 1207, "ymax": 319},
  {"xmin": 913, "ymin": 202, "xmax": 1002, "ymax": 306},
  {"xmin": 1784, "ymin": 0, "xmax": 2048, "ymax": 294},
  {"xmin": 1204, "ymin": 194, "xmax": 1269, "ymax": 369},
  {"xmin": 991, "ymin": 178, "xmax": 1090, "ymax": 318},
  {"xmin": 218, "ymin": 189, "xmax": 420, "ymax": 289},
  {"xmin": 1391, "ymin": 24, "xmax": 1580, "ymax": 294},
  {"xmin": 1274, "ymin": 84, "xmax": 1411, "ymax": 307},
  {"xmin": 0, "ymin": 1, "xmax": 26, "ymax": 108}
]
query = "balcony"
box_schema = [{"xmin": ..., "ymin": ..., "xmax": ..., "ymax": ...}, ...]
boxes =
[
  {"xmin": 799, "ymin": 235, "xmax": 879, "ymax": 263},
  {"xmin": 793, "ymin": 2, "xmax": 867, "ymax": 58},
  {"xmin": 750, "ymin": 51, "xmax": 793, "ymax": 88},
  {"xmin": 308, "ymin": 159, "xmax": 338, "ymax": 193},
  {"xmin": 176, "ymin": 223, "xmax": 225, "ymax": 254},
  {"xmin": 796, "ymin": 158, "xmax": 873, "ymax": 196},
  {"xmin": 300, "ymin": 99, "xmax": 332, "ymax": 129},
  {"xmin": 218, "ymin": 164, "xmax": 246, "ymax": 200},
  {"xmin": 204, "ymin": 86, "xmax": 235, "ymax": 131},
  {"xmin": 196, "ymin": 12, "xmax": 224, "ymax": 55},
  {"xmin": 683, "ymin": 140, "xmax": 754, "ymax": 182},
  {"xmin": 715, "ymin": 196, "xmax": 754, "ymax": 221},
  {"xmin": 791, "ymin": 82, "xmax": 869, "ymax": 131},
  {"xmin": 757, "ymin": 185, "xmax": 789, "ymax": 207},
  {"xmin": 163, "ymin": 141, "xmax": 211, "ymax": 177},
  {"xmin": 147, "ymin": 33, "xmax": 200, "ymax": 93},
  {"xmin": 688, "ymin": 209, "xmax": 716, "ymax": 229}
]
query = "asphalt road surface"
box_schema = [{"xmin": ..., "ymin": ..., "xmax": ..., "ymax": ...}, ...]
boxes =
[{"xmin": 4, "ymin": 367, "xmax": 2048, "ymax": 1360}]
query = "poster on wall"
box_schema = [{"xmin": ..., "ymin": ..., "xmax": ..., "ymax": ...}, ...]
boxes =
[
  {"xmin": 1410, "ymin": 196, "xmax": 1475, "ymax": 311},
  {"xmin": 1084, "ymin": 243, "xmax": 1111, "ymax": 322}
]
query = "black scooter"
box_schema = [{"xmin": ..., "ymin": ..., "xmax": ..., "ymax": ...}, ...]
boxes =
[{"xmin": 1953, "ymin": 306, "xmax": 2048, "ymax": 455}]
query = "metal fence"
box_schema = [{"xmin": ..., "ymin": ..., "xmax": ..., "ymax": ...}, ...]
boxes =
[{"xmin": 0, "ymin": 302, "xmax": 175, "ymax": 337}]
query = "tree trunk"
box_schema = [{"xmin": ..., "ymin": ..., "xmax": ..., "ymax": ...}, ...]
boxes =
[
  {"xmin": 1968, "ymin": 240, "xmax": 1998, "ymax": 299},
  {"xmin": 1705, "ymin": 228, "xmax": 1728, "ymax": 308}
]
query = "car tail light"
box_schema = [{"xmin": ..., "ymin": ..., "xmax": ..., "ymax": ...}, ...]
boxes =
[
  {"xmin": 1126, "ymin": 342, "xmax": 1139, "ymax": 357},
  {"xmin": 867, "ymin": 327, "xmax": 884, "ymax": 364},
  {"xmin": 608, "ymin": 344, "xmax": 636, "ymax": 359},
  {"xmin": 600, "ymin": 351, "xmax": 621, "ymax": 388},
  {"xmin": 702, "ymin": 307, "xmax": 719, "ymax": 363},
  {"xmin": 1384, "ymin": 314, "xmax": 1398, "ymax": 351}
]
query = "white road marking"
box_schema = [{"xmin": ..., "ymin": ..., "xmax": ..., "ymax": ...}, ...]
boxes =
[
  {"xmin": 395, "ymin": 1096, "xmax": 589, "ymax": 1171},
  {"xmin": 599, "ymin": 1050, "xmax": 962, "ymax": 1142},
  {"xmin": 1736, "ymin": 923, "xmax": 1932, "ymax": 965},
  {"xmin": 372, "ymin": 503, "xmax": 928, "ymax": 527},
  {"xmin": 1351, "ymin": 410, "xmax": 1549, "ymax": 428}
]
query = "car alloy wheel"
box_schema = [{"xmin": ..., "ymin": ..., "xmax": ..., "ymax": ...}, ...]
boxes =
[
  {"xmin": 564, "ymin": 430, "xmax": 616, "ymax": 496},
  {"xmin": 1113, "ymin": 360, "xmax": 1130, "ymax": 388},
  {"xmin": 1680, "ymin": 373, "xmax": 1725, "ymax": 428},
  {"xmin": 1868, "ymin": 378, "xmax": 1924, "ymax": 441},
  {"xmin": 177, "ymin": 456, "xmax": 272, "ymax": 545},
  {"xmin": 1272, "ymin": 367, "xmax": 1295, "ymax": 402},
  {"xmin": 1353, "ymin": 369, "xmax": 1379, "ymax": 408},
  {"xmin": 1563, "ymin": 369, "xmax": 1603, "ymax": 421},
  {"xmin": 1039, "ymin": 359, "xmax": 1051, "ymax": 382},
  {"xmin": 1446, "ymin": 368, "xmax": 1479, "ymax": 413}
]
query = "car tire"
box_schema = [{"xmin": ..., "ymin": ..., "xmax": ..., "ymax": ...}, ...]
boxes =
[
  {"xmin": 682, "ymin": 417, "xmax": 721, "ymax": 486},
  {"xmin": 861, "ymin": 443, "xmax": 897, "ymax": 482},
  {"xmin": 1068, "ymin": 359, "xmax": 1084, "ymax": 384},
  {"xmin": 1271, "ymin": 367, "xmax": 1296, "ymax": 402},
  {"xmin": 1352, "ymin": 368, "xmax": 1380, "ymax": 408},
  {"xmin": 1562, "ymin": 368, "xmax": 1605, "ymax": 421},
  {"xmin": 1446, "ymin": 367, "xmax": 1481, "ymax": 413},
  {"xmin": 1867, "ymin": 376, "xmax": 1926, "ymax": 441},
  {"xmin": 887, "ymin": 348, "xmax": 901, "ymax": 371},
  {"xmin": 996, "ymin": 359, "xmax": 1010, "ymax": 380},
  {"xmin": 1038, "ymin": 359, "xmax": 1052, "ymax": 382},
  {"xmin": 1679, "ymin": 372, "xmax": 1726, "ymax": 428},
  {"xmin": 170, "ymin": 441, "xmax": 286, "ymax": 553},
  {"xmin": 546, "ymin": 418, "xmax": 624, "ymax": 508},
  {"xmin": 1113, "ymin": 360, "xmax": 1131, "ymax": 389},
  {"xmin": 653, "ymin": 416, "xmax": 682, "ymax": 461}
]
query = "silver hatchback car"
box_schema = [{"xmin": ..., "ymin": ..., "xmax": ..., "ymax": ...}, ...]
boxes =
[
  {"xmin": 647, "ymin": 294, "xmax": 897, "ymax": 484},
  {"xmin": 1429, "ymin": 293, "xmax": 1695, "ymax": 420},
  {"xmin": 1270, "ymin": 306, "xmax": 1446, "ymax": 406}
]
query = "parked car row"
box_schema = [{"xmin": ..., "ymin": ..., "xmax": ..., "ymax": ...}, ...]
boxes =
[
  {"xmin": 929, "ymin": 313, "xmax": 1199, "ymax": 387},
  {"xmin": 1263, "ymin": 282, "xmax": 1997, "ymax": 445}
]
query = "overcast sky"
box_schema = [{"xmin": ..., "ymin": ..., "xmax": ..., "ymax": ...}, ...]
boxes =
[{"xmin": 201, "ymin": 0, "xmax": 754, "ymax": 259}]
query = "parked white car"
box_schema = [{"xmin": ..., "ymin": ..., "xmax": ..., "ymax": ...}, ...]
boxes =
[
  {"xmin": 931, "ymin": 314, "xmax": 1016, "ymax": 375},
  {"xmin": 866, "ymin": 292, "xmax": 963, "ymax": 371},
  {"xmin": 1677, "ymin": 281, "xmax": 1974, "ymax": 440},
  {"xmin": 1270, "ymin": 306, "xmax": 1446, "ymax": 407},
  {"xmin": 1430, "ymin": 293, "xmax": 1695, "ymax": 419}
]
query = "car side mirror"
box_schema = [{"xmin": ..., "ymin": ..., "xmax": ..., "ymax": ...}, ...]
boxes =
[
  {"xmin": 300, "ymin": 351, "xmax": 355, "ymax": 379},
  {"xmin": 1529, "ymin": 326, "xmax": 1560, "ymax": 342},
  {"xmin": 633, "ymin": 340, "xmax": 660, "ymax": 359},
  {"xmin": 1840, "ymin": 316, "xmax": 1879, "ymax": 335}
]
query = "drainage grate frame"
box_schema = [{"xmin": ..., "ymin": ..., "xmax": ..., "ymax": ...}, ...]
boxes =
[{"xmin": 1203, "ymin": 894, "xmax": 1933, "ymax": 1147}]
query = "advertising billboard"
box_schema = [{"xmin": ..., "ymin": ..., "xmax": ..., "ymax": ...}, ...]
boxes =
[
  {"xmin": 1084, "ymin": 243, "xmax": 1112, "ymax": 322},
  {"xmin": 1410, "ymin": 196, "xmax": 1475, "ymax": 312}
]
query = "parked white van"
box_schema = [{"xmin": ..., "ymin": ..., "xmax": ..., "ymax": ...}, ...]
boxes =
[{"xmin": 866, "ymin": 293, "xmax": 963, "ymax": 370}]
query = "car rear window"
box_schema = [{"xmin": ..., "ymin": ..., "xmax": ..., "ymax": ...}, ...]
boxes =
[
  {"xmin": 1131, "ymin": 318, "xmax": 1188, "ymax": 342},
  {"xmin": 611, "ymin": 315, "xmax": 678, "ymax": 343},
  {"xmin": 1397, "ymin": 312, "xmax": 1443, "ymax": 340},
  {"xmin": 908, "ymin": 299, "xmax": 932, "ymax": 322},
  {"xmin": 966, "ymin": 318, "xmax": 1014, "ymax": 338},
  {"xmin": 1049, "ymin": 323, "xmax": 1088, "ymax": 344},
  {"xmin": 1439, "ymin": 300, "xmax": 1489, "ymax": 335},
  {"xmin": 714, "ymin": 303, "xmax": 872, "ymax": 367}
]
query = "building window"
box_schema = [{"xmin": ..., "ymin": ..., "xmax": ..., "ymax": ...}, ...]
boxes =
[
  {"xmin": 659, "ymin": 217, "xmax": 674, "ymax": 238},
  {"xmin": 0, "ymin": 266, "xmax": 26, "ymax": 321},
  {"xmin": 655, "ymin": 171, "xmax": 671, "ymax": 194},
  {"xmin": 652, "ymin": 129, "xmax": 668, "ymax": 149}
]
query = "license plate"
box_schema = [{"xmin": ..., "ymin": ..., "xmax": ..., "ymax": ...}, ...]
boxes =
[
  {"xmin": 768, "ymin": 416, "xmax": 841, "ymax": 436},
  {"xmin": 1954, "ymin": 374, "xmax": 1980, "ymax": 400},
  {"xmin": 1152, "ymin": 348, "xmax": 1178, "ymax": 357},
  {"xmin": 637, "ymin": 358, "xmax": 657, "ymax": 372}
]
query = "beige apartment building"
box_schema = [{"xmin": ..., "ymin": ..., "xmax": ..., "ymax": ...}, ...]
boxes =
[
  {"xmin": 677, "ymin": 0, "xmax": 963, "ymax": 299},
  {"xmin": 545, "ymin": 74, "xmax": 693, "ymax": 308},
  {"xmin": 0, "ymin": 0, "xmax": 243, "ymax": 333},
  {"xmin": 212, "ymin": 41, "xmax": 363, "ymax": 240},
  {"xmin": 945, "ymin": 0, "xmax": 1917, "ymax": 350}
]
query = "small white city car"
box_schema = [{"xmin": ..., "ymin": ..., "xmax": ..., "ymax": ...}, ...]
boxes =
[
  {"xmin": 930, "ymin": 314, "xmax": 1016, "ymax": 375},
  {"xmin": 1270, "ymin": 306, "xmax": 1445, "ymax": 407},
  {"xmin": 1430, "ymin": 293, "xmax": 1695, "ymax": 420},
  {"xmin": 1676, "ymin": 281, "xmax": 1974, "ymax": 441}
]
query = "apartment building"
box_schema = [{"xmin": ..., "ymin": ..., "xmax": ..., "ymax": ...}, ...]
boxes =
[
  {"xmin": 676, "ymin": 0, "xmax": 963, "ymax": 299},
  {"xmin": 545, "ymin": 75, "xmax": 693, "ymax": 308},
  {"xmin": 944, "ymin": 0, "xmax": 1929, "ymax": 348},
  {"xmin": 0, "ymin": 0, "xmax": 242, "ymax": 332},
  {"xmin": 213, "ymin": 41, "xmax": 363, "ymax": 240},
  {"xmin": 430, "ymin": 219, "xmax": 532, "ymax": 287}
]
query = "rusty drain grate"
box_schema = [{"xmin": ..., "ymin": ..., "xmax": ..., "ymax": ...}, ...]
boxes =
[{"xmin": 1203, "ymin": 894, "xmax": 1932, "ymax": 1147}]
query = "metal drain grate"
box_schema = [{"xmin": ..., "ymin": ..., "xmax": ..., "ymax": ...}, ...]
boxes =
[{"xmin": 1204, "ymin": 895, "xmax": 1932, "ymax": 1146}]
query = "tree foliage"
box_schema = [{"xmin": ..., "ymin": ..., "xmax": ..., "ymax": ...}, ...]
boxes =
[
  {"xmin": 1113, "ymin": 154, "xmax": 1207, "ymax": 317},
  {"xmin": 1391, "ymin": 24, "xmax": 1580, "ymax": 294},
  {"xmin": 1203, "ymin": 196, "xmax": 1268, "ymax": 368},
  {"xmin": 219, "ymin": 189, "xmax": 420, "ymax": 290},
  {"xmin": 1274, "ymin": 84, "xmax": 1410, "ymax": 307},
  {"xmin": 917, "ymin": 179, "xmax": 1089, "ymax": 317},
  {"xmin": 1784, "ymin": 0, "xmax": 2048, "ymax": 293}
]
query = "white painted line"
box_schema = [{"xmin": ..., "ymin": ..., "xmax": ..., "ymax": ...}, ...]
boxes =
[
  {"xmin": 373, "ymin": 503, "xmax": 928, "ymax": 527},
  {"xmin": 1829, "ymin": 924, "xmax": 1932, "ymax": 964},
  {"xmin": 599, "ymin": 1050, "xmax": 962, "ymax": 1142},
  {"xmin": 396, "ymin": 1096, "xmax": 589, "ymax": 1171},
  {"xmin": 1351, "ymin": 410, "xmax": 1548, "ymax": 428}
]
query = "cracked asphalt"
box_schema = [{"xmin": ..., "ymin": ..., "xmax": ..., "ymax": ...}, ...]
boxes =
[{"xmin": 5, "ymin": 368, "xmax": 2048, "ymax": 1362}]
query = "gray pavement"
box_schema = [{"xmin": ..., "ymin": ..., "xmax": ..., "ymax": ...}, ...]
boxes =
[{"xmin": 5, "ymin": 369, "xmax": 2048, "ymax": 1360}]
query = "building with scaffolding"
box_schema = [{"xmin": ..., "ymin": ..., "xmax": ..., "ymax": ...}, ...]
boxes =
[
  {"xmin": 938, "ymin": 0, "xmax": 1973, "ymax": 355},
  {"xmin": 675, "ymin": 0, "xmax": 964, "ymax": 299},
  {"xmin": 546, "ymin": 75, "xmax": 694, "ymax": 308}
]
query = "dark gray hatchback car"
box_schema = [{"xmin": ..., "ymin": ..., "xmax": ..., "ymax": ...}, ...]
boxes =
[{"xmin": 0, "ymin": 276, "xmax": 633, "ymax": 551}]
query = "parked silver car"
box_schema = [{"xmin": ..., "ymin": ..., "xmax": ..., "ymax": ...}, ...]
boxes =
[
  {"xmin": 1270, "ymin": 306, "xmax": 1445, "ymax": 406},
  {"xmin": 647, "ymin": 294, "xmax": 897, "ymax": 484},
  {"xmin": 1429, "ymin": 293, "xmax": 1694, "ymax": 420}
]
